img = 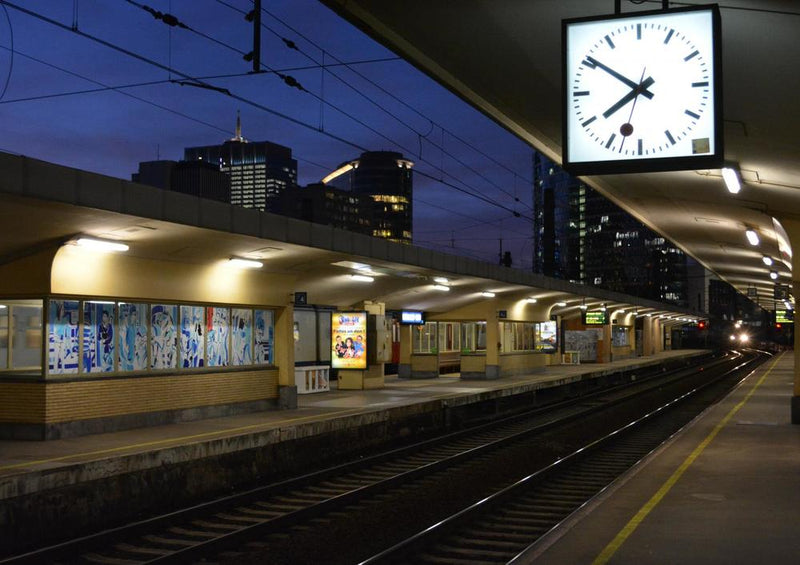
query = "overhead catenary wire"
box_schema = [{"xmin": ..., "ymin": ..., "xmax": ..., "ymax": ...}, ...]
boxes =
[
  {"xmin": 213, "ymin": 0, "xmax": 532, "ymax": 210},
  {"xmin": 122, "ymin": 0, "xmax": 521, "ymax": 216},
  {"xmin": 0, "ymin": 0, "xmax": 535, "ymax": 230}
]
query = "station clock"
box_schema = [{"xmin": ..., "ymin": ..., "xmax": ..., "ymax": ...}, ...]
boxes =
[{"xmin": 562, "ymin": 5, "xmax": 723, "ymax": 175}]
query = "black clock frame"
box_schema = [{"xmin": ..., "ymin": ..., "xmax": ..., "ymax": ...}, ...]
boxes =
[{"xmin": 561, "ymin": 4, "xmax": 723, "ymax": 176}]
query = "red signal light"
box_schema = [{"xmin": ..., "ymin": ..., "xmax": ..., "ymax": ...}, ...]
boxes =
[
  {"xmin": 776, "ymin": 323, "xmax": 782, "ymax": 329},
  {"xmin": 698, "ymin": 321, "xmax": 706, "ymax": 329}
]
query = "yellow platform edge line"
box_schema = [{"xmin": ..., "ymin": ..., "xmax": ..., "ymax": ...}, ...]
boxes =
[{"xmin": 592, "ymin": 352, "xmax": 783, "ymax": 565}]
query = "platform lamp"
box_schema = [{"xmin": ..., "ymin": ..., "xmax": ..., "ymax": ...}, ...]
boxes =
[
  {"xmin": 74, "ymin": 236, "xmax": 129, "ymax": 253},
  {"xmin": 721, "ymin": 163, "xmax": 742, "ymax": 194}
]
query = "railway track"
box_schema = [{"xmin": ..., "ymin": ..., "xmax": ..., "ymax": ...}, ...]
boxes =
[
  {"xmin": 1, "ymin": 351, "xmax": 760, "ymax": 565},
  {"xmin": 360, "ymin": 349, "xmax": 767, "ymax": 565}
]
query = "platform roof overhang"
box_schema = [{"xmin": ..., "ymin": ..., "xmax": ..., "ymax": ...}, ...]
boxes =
[
  {"xmin": 0, "ymin": 152, "xmax": 697, "ymax": 322},
  {"xmin": 321, "ymin": 0, "xmax": 800, "ymax": 307}
]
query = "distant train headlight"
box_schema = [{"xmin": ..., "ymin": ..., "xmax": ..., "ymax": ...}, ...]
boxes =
[
  {"xmin": 739, "ymin": 333, "xmax": 750, "ymax": 343},
  {"xmin": 729, "ymin": 335, "xmax": 737, "ymax": 341}
]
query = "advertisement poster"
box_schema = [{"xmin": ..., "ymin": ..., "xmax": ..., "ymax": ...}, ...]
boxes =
[
  {"xmin": 83, "ymin": 301, "xmax": 114, "ymax": 373},
  {"xmin": 331, "ymin": 311, "xmax": 367, "ymax": 370},
  {"xmin": 48, "ymin": 299, "xmax": 80, "ymax": 374},
  {"xmin": 536, "ymin": 321, "xmax": 558, "ymax": 352},
  {"xmin": 118, "ymin": 302, "xmax": 148, "ymax": 371}
]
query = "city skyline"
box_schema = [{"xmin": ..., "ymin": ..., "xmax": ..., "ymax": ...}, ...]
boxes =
[{"xmin": 0, "ymin": 0, "xmax": 534, "ymax": 267}]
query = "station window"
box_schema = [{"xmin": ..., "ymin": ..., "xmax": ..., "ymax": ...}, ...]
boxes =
[
  {"xmin": 461, "ymin": 321, "xmax": 486, "ymax": 353},
  {"xmin": 612, "ymin": 326, "xmax": 630, "ymax": 347},
  {"xmin": 438, "ymin": 321, "xmax": 461, "ymax": 353},
  {"xmin": 40, "ymin": 298, "xmax": 276, "ymax": 377},
  {"xmin": 0, "ymin": 299, "xmax": 43, "ymax": 373},
  {"xmin": 412, "ymin": 321, "xmax": 438, "ymax": 353},
  {"xmin": 500, "ymin": 321, "xmax": 558, "ymax": 353}
]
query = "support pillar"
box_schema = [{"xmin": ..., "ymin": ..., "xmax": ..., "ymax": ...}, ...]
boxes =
[
  {"xmin": 398, "ymin": 324, "xmax": 412, "ymax": 378},
  {"xmin": 275, "ymin": 304, "xmax": 297, "ymax": 408},
  {"xmin": 793, "ymin": 281, "xmax": 800, "ymax": 424},
  {"xmin": 485, "ymin": 310, "xmax": 500, "ymax": 379}
]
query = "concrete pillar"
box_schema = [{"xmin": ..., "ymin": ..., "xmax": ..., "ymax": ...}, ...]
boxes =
[
  {"xmin": 793, "ymin": 281, "xmax": 800, "ymax": 424},
  {"xmin": 398, "ymin": 324, "xmax": 412, "ymax": 378},
  {"xmin": 599, "ymin": 320, "xmax": 612, "ymax": 363},
  {"xmin": 485, "ymin": 310, "xmax": 500, "ymax": 379},
  {"xmin": 642, "ymin": 316, "xmax": 653, "ymax": 356},
  {"xmin": 275, "ymin": 304, "xmax": 296, "ymax": 408}
]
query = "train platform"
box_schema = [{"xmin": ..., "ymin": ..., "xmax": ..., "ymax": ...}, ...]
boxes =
[
  {"xmin": 526, "ymin": 350, "xmax": 800, "ymax": 565},
  {"xmin": 0, "ymin": 349, "xmax": 707, "ymax": 554}
]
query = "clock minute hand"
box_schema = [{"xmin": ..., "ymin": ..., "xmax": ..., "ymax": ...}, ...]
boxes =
[
  {"xmin": 603, "ymin": 76, "xmax": 655, "ymax": 119},
  {"xmin": 584, "ymin": 56, "xmax": 654, "ymax": 100}
]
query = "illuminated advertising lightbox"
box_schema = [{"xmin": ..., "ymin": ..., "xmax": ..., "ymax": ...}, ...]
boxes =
[
  {"xmin": 583, "ymin": 310, "xmax": 608, "ymax": 325},
  {"xmin": 331, "ymin": 311, "xmax": 368, "ymax": 369},
  {"xmin": 775, "ymin": 309, "xmax": 794, "ymax": 324},
  {"xmin": 536, "ymin": 321, "xmax": 558, "ymax": 352},
  {"xmin": 400, "ymin": 310, "xmax": 425, "ymax": 325}
]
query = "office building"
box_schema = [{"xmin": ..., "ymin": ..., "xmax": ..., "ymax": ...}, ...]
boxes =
[
  {"xmin": 132, "ymin": 160, "xmax": 231, "ymax": 203},
  {"xmin": 184, "ymin": 116, "xmax": 297, "ymax": 212},
  {"xmin": 279, "ymin": 182, "xmax": 374, "ymax": 235},
  {"xmin": 322, "ymin": 151, "xmax": 413, "ymax": 243},
  {"xmin": 532, "ymin": 153, "xmax": 689, "ymax": 307}
]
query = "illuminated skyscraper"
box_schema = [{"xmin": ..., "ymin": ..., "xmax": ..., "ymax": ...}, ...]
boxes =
[
  {"xmin": 184, "ymin": 115, "xmax": 297, "ymax": 212},
  {"xmin": 322, "ymin": 151, "xmax": 413, "ymax": 243}
]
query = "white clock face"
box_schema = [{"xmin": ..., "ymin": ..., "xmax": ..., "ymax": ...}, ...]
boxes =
[{"xmin": 564, "ymin": 8, "xmax": 718, "ymax": 169}]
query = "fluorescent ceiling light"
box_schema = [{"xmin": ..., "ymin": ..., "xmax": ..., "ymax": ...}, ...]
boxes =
[
  {"xmin": 722, "ymin": 167, "xmax": 741, "ymax": 194},
  {"xmin": 579, "ymin": 304, "xmax": 587, "ymax": 310},
  {"xmin": 555, "ymin": 301, "xmax": 567, "ymax": 307},
  {"xmin": 784, "ymin": 300, "xmax": 792, "ymax": 310},
  {"xmin": 432, "ymin": 284, "xmax": 450, "ymax": 291},
  {"xmin": 762, "ymin": 256, "xmax": 773, "ymax": 266},
  {"xmin": 745, "ymin": 229, "xmax": 760, "ymax": 246},
  {"xmin": 350, "ymin": 274, "xmax": 374, "ymax": 282},
  {"xmin": 526, "ymin": 298, "xmax": 538, "ymax": 303},
  {"xmin": 433, "ymin": 276, "xmax": 449, "ymax": 284},
  {"xmin": 0, "ymin": 305, "xmax": 6, "ymax": 309},
  {"xmin": 88, "ymin": 300, "xmax": 115, "ymax": 305},
  {"xmin": 229, "ymin": 257, "xmax": 263, "ymax": 269},
  {"xmin": 481, "ymin": 291, "xmax": 496, "ymax": 298},
  {"xmin": 770, "ymin": 271, "xmax": 778, "ymax": 280},
  {"xmin": 76, "ymin": 237, "xmax": 129, "ymax": 253}
]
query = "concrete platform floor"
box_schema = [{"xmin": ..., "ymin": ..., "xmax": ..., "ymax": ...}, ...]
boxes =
[
  {"xmin": 522, "ymin": 350, "xmax": 800, "ymax": 565},
  {"xmin": 0, "ymin": 349, "xmax": 706, "ymax": 502}
]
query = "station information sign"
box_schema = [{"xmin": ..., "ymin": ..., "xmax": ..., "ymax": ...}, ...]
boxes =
[
  {"xmin": 775, "ymin": 309, "xmax": 794, "ymax": 324},
  {"xmin": 400, "ymin": 310, "xmax": 425, "ymax": 325},
  {"xmin": 331, "ymin": 311, "xmax": 368, "ymax": 370},
  {"xmin": 583, "ymin": 310, "xmax": 608, "ymax": 325}
]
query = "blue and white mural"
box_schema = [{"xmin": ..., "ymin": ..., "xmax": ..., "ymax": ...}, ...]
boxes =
[
  {"xmin": 254, "ymin": 309, "xmax": 273, "ymax": 365},
  {"xmin": 83, "ymin": 302, "xmax": 114, "ymax": 373},
  {"xmin": 206, "ymin": 307, "xmax": 229, "ymax": 367},
  {"xmin": 151, "ymin": 304, "xmax": 177, "ymax": 369},
  {"xmin": 48, "ymin": 299, "xmax": 79, "ymax": 374},
  {"xmin": 180, "ymin": 305, "xmax": 205, "ymax": 368},
  {"xmin": 118, "ymin": 302, "xmax": 148, "ymax": 371},
  {"xmin": 231, "ymin": 308, "xmax": 252, "ymax": 366}
]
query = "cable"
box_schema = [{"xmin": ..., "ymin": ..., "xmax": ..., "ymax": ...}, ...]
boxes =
[
  {"xmin": 255, "ymin": 1, "xmax": 534, "ymax": 186},
  {"xmin": 213, "ymin": 0, "xmax": 532, "ymax": 210},
  {"xmin": 2, "ymin": 1, "xmax": 531, "ymax": 222},
  {"xmin": 0, "ymin": 3, "xmax": 13, "ymax": 100},
  {"xmin": 127, "ymin": 0, "xmax": 533, "ymax": 217}
]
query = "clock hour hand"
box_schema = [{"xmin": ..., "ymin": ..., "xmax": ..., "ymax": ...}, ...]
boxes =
[
  {"xmin": 583, "ymin": 56, "xmax": 654, "ymax": 99},
  {"xmin": 603, "ymin": 76, "xmax": 655, "ymax": 119}
]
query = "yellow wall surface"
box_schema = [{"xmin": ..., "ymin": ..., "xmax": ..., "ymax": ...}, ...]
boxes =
[
  {"xmin": 51, "ymin": 246, "xmax": 297, "ymax": 306},
  {"xmin": 499, "ymin": 352, "xmax": 550, "ymax": 374},
  {"xmin": 461, "ymin": 354, "xmax": 486, "ymax": 373}
]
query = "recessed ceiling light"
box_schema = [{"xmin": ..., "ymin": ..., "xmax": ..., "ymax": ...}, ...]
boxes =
[
  {"xmin": 555, "ymin": 301, "xmax": 567, "ymax": 307},
  {"xmin": 526, "ymin": 298, "xmax": 538, "ymax": 303},
  {"xmin": 75, "ymin": 237, "xmax": 129, "ymax": 253},
  {"xmin": 722, "ymin": 166, "xmax": 741, "ymax": 194},
  {"xmin": 762, "ymin": 256, "xmax": 773, "ymax": 266},
  {"xmin": 433, "ymin": 284, "xmax": 450, "ymax": 291},
  {"xmin": 229, "ymin": 257, "xmax": 263, "ymax": 269},
  {"xmin": 745, "ymin": 228, "xmax": 759, "ymax": 246},
  {"xmin": 481, "ymin": 291, "xmax": 496, "ymax": 298},
  {"xmin": 351, "ymin": 274, "xmax": 374, "ymax": 283},
  {"xmin": 433, "ymin": 276, "xmax": 449, "ymax": 284},
  {"xmin": 769, "ymin": 271, "xmax": 778, "ymax": 280}
]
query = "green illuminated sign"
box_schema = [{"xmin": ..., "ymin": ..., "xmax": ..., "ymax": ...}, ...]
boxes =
[{"xmin": 583, "ymin": 310, "xmax": 608, "ymax": 325}]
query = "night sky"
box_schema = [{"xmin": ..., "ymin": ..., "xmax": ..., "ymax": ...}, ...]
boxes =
[{"xmin": 0, "ymin": 0, "xmax": 534, "ymax": 267}]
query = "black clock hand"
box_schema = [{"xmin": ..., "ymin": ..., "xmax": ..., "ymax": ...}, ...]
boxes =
[
  {"xmin": 603, "ymin": 76, "xmax": 655, "ymax": 119},
  {"xmin": 584, "ymin": 56, "xmax": 654, "ymax": 99}
]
